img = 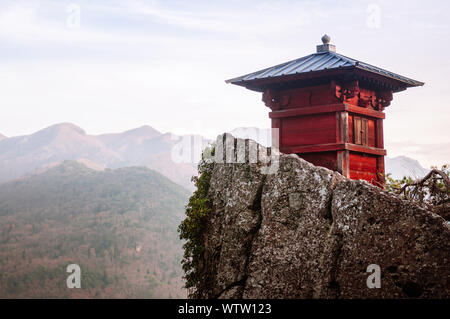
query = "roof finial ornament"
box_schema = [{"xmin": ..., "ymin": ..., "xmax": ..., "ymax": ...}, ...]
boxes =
[
  {"xmin": 321, "ymin": 34, "xmax": 331, "ymax": 44},
  {"xmin": 317, "ymin": 34, "xmax": 336, "ymax": 53}
]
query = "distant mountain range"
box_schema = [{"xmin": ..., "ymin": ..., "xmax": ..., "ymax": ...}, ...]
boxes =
[
  {"xmin": 0, "ymin": 161, "xmax": 190, "ymax": 298},
  {"xmin": 0, "ymin": 123, "xmax": 430, "ymax": 192},
  {"xmin": 0, "ymin": 123, "xmax": 210, "ymax": 191}
]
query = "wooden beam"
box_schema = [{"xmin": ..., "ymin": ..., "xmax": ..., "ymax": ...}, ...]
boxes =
[
  {"xmin": 345, "ymin": 104, "xmax": 385, "ymax": 119},
  {"xmin": 345, "ymin": 143, "xmax": 387, "ymax": 156},
  {"xmin": 281, "ymin": 143, "xmax": 346, "ymax": 154},
  {"xmin": 269, "ymin": 103, "xmax": 385, "ymax": 119},
  {"xmin": 281, "ymin": 142, "xmax": 386, "ymax": 156},
  {"xmin": 269, "ymin": 104, "xmax": 346, "ymax": 119}
]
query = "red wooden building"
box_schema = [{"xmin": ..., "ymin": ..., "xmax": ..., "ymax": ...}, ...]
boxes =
[{"xmin": 226, "ymin": 35, "xmax": 423, "ymax": 186}]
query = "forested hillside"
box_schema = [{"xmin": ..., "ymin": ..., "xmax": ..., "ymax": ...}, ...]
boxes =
[{"xmin": 0, "ymin": 161, "xmax": 190, "ymax": 298}]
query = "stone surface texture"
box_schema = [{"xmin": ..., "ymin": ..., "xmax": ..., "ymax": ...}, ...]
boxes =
[{"xmin": 197, "ymin": 134, "xmax": 450, "ymax": 299}]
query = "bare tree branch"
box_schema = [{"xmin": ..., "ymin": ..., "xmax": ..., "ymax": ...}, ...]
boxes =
[{"xmin": 396, "ymin": 169, "xmax": 450, "ymax": 195}]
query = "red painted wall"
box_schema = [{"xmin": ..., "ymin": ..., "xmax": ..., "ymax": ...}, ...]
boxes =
[
  {"xmin": 298, "ymin": 151, "xmax": 338, "ymax": 171},
  {"xmin": 281, "ymin": 113, "xmax": 336, "ymax": 147},
  {"xmin": 279, "ymin": 84, "xmax": 335, "ymax": 109},
  {"xmin": 349, "ymin": 152, "xmax": 378, "ymax": 185}
]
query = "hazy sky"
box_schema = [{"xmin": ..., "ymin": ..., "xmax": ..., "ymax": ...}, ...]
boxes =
[{"xmin": 0, "ymin": 0, "xmax": 449, "ymax": 167}]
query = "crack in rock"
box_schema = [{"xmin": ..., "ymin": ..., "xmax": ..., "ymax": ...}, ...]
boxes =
[{"xmin": 196, "ymin": 134, "xmax": 450, "ymax": 299}]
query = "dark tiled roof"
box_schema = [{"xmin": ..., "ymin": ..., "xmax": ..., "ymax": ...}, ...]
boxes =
[{"xmin": 226, "ymin": 51, "xmax": 424, "ymax": 88}]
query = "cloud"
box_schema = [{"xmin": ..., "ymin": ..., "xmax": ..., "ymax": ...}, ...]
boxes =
[
  {"xmin": 121, "ymin": 0, "xmax": 314, "ymax": 36},
  {"xmin": 0, "ymin": 1, "xmax": 178, "ymax": 47}
]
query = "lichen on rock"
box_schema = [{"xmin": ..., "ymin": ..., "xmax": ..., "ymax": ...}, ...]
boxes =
[{"xmin": 184, "ymin": 133, "xmax": 450, "ymax": 299}]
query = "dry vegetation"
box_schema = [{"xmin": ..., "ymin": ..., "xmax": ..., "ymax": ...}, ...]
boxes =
[{"xmin": 0, "ymin": 161, "xmax": 190, "ymax": 298}]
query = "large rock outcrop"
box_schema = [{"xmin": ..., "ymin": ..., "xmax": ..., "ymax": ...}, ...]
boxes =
[{"xmin": 197, "ymin": 134, "xmax": 450, "ymax": 299}]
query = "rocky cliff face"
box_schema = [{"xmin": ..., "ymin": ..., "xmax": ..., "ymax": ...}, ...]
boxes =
[{"xmin": 197, "ymin": 134, "xmax": 450, "ymax": 299}]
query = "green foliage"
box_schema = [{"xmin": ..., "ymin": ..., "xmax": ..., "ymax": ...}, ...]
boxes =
[
  {"xmin": 76, "ymin": 265, "xmax": 113, "ymax": 289},
  {"xmin": 4, "ymin": 265, "xmax": 65, "ymax": 294},
  {"xmin": 178, "ymin": 145, "xmax": 215, "ymax": 298},
  {"xmin": 0, "ymin": 161, "xmax": 189, "ymax": 219},
  {"xmin": 384, "ymin": 174, "xmax": 415, "ymax": 193}
]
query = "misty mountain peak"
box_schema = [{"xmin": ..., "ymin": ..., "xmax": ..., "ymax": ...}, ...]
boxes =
[
  {"xmin": 385, "ymin": 156, "xmax": 429, "ymax": 180},
  {"xmin": 0, "ymin": 133, "xmax": 6, "ymax": 140},
  {"xmin": 122, "ymin": 125, "xmax": 161, "ymax": 138},
  {"xmin": 38, "ymin": 122, "xmax": 86, "ymax": 136}
]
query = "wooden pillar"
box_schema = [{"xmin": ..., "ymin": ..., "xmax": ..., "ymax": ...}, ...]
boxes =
[
  {"xmin": 336, "ymin": 111, "xmax": 349, "ymax": 177},
  {"xmin": 376, "ymin": 119, "xmax": 385, "ymax": 186},
  {"xmin": 271, "ymin": 117, "xmax": 281, "ymax": 150},
  {"xmin": 336, "ymin": 111, "xmax": 348, "ymax": 144},
  {"xmin": 376, "ymin": 119, "xmax": 384, "ymax": 149},
  {"xmin": 337, "ymin": 150, "xmax": 350, "ymax": 178}
]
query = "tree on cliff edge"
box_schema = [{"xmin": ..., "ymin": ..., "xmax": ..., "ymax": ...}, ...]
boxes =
[
  {"xmin": 178, "ymin": 146, "xmax": 215, "ymax": 298},
  {"xmin": 385, "ymin": 164, "xmax": 449, "ymax": 220}
]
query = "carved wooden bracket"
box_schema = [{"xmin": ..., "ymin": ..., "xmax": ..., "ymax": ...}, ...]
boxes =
[
  {"xmin": 356, "ymin": 89, "xmax": 391, "ymax": 110},
  {"xmin": 262, "ymin": 89, "xmax": 277, "ymax": 109},
  {"xmin": 359, "ymin": 90, "xmax": 392, "ymax": 110},
  {"xmin": 333, "ymin": 80, "xmax": 360, "ymax": 102},
  {"xmin": 376, "ymin": 90, "xmax": 393, "ymax": 109},
  {"xmin": 262, "ymin": 89, "xmax": 290, "ymax": 110}
]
